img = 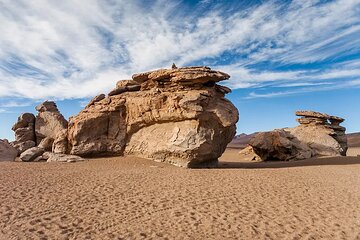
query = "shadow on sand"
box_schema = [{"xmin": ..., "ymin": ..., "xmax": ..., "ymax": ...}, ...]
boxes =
[{"xmin": 218, "ymin": 156, "xmax": 360, "ymax": 169}]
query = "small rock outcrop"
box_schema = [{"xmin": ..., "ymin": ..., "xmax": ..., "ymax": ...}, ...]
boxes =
[
  {"xmin": 0, "ymin": 139, "xmax": 18, "ymax": 161},
  {"xmin": 46, "ymin": 153, "xmax": 85, "ymax": 163},
  {"xmin": 65, "ymin": 66, "xmax": 238, "ymax": 167},
  {"xmin": 292, "ymin": 111, "xmax": 347, "ymax": 156},
  {"xmin": 35, "ymin": 101, "xmax": 68, "ymax": 145},
  {"xmin": 245, "ymin": 111, "xmax": 347, "ymax": 161}
]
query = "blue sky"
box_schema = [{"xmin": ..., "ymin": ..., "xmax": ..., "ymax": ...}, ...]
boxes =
[{"xmin": 0, "ymin": 0, "xmax": 359, "ymax": 140}]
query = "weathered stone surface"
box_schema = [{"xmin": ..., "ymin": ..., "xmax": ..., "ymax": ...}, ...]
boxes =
[
  {"xmin": 38, "ymin": 137, "xmax": 54, "ymax": 151},
  {"xmin": 116, "ymin": 80, "xmax": 140, "ymax": 88},
  {"xmin": 11, "ymin": 140, "xmax": 36, "ymax": 153},
  {"xmin": 66, "ymin": 66, "xmax": 238, "ymax": 167},
  {"xmin": 14, "ymin": 126, "xmax": 35, "ymax": 142},
  {"xmin": 85, "ymin": 94, "xmax": 105, "ymax": 108},
  {"xmin": 46, "ymin": 153, "xmax": 85, "ymax": 163},
  {"xmin": 249, "ymin": 129, "xmax": 313, "ymax": 161},
  {"xmin": 11, "ymin": 113, "xmax": 36, "ymax": 154},
  {"xmin": 12, "ymin": 113, "xmax": 35, "ymax": 131},
  {"xmin": 249, "ymin": 111, "xmax": 347, "ymax": 161},
  {"xmin": 52, "ymin": 129, "xmax": 68, "ymax": 154},
  {"xmin": 35, "ymin": 101, "xmax": 68, "ymax": 145},
  {"xmin": 0, "ymin": 139, "xmax": 18, "ymax": 161},
  {"xmin": 295, "ymin": 110, "xmax": 347, "ymax": 156},
  {"xmin": 295, "ymin": 110, "xmax": 330, "ymax": 119},
  {"xmin": 108, "ymin": 87, "xmax": 127, "ymax": 96},
  {"xmin": 238, "ymin": 146, "xmax": 262, "ymax": 162},
  {"xmin": 132, "ymin": 66, "xmax": 230, "ymax": 86},
  {"xmin": 19, "ymin": 147, "xmax": 44, "ymax": 162}
]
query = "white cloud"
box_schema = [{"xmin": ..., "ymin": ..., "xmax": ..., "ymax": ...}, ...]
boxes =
[
  {"xmin": 246, "ymin": 78, "xmax": 360, "ymax": 99},
  {"xmin": 0, "ymin": 100, "xmax": 32, "ymax": 108},
  {"xmin": 0, "ymin": 0, "xmax": 359, "ymax": 100}
]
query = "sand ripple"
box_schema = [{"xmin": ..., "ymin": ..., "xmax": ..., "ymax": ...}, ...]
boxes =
[{"xmin": 0, "ymin": 155, "xmax": 360, "ymax": 239}]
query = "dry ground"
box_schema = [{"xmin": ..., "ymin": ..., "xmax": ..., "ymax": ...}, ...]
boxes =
[{"xmin": 0, "ymin": 148, "xmax": 360, "ymax": 239}]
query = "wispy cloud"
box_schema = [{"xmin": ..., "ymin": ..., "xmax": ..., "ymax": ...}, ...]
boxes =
[
  {"xmin": 0, "ymin": 0, "xmax": 359, "ymax": 100},
  {"xmin": 246, "ymin": 79, "xmax": 360, "ymax": 99},
  {"xmin": 0, "ymin": 100, "xmax": 32, "ymax": 108}
]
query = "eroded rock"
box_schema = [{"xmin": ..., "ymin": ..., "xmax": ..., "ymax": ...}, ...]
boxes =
[
  {"xmin": 19, "ymin": 147, "xmax": 44, "ymax": 162},
  {"xmin": 66, "ymin": 66, "xmax": 238, "ymax": 167},
  {"xmin": 248, "ymin": 110, "xmax": 347, "ymax": 161},
  {"xmin": 0, "ymin": 139, "xmax": 18, "ymax": 161},
  {"xmin": 11, "ymin": 113, "xmax": 36, "ymax": 154},
  {"xmin": 35, "ymin": 101, "xmax": 68, "ymax": 145}
]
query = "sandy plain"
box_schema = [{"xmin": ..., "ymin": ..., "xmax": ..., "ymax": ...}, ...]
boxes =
[{"xmin": 0, "ymin": 148, "xmax": 360, "ymax": 239}]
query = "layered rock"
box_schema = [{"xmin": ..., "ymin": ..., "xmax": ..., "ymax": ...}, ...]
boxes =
[
  {"xmin": 65, "ymin": 66, "xmax": 239, "ymax": 167},
  {"xmin": 247, "ymin": 111, "xmax": 347, "ymax": 161},
  {"xmin": 0, "ymin": 139, "xmax": 18, "ymax": 161},
  {"xmin": 11, "ymin": 113, "xmax": 36, "ymax": 154},
  {"xmin": 12, "ymin": 101, "xmax": 68, "ymax": 156},
  {"xmin": 35, "ymin": 101, "xmax": 68, "ymax": 145},
  {"xmin": 293, "ymin": 110, "xmax": 347, "ymax": 156}
]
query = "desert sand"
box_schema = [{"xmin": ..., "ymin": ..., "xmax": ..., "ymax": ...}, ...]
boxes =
[{"xmin": 1, "ymin": 149, "xmax": 360, "ymax": 239}]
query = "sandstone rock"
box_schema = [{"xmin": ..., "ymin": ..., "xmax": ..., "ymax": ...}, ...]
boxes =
[
  {"xmin": 42, "ymin": 151, "xmax": 52, "ymax": 160},
  {"xmin": 66, "ymin": 66, "xmax": 238, "ymax": 167},
  {"xmin": 116, "ymin": 80, "xmax": 140, "ymax": 88},
  {"xmin": 52, "ymin": 129, "xmax": 68, "ymax": 154},
  {"xmin": 12, "ymin": 113, "xmax": 35, "ymax": 131},
  {"xmin": 238, "ymin": 146, "xmax": 262, "ymax": 162},
  {"xmin": 249, "ymin": 111, "xmax": 347, "ymax": 161},
  {"xmin": 11, "ymin": 140, "xmax": 36, "ymax": 153},
  {"xmin": 35, "ymin": 101, "xmax": 68, "ymax": 145},
  {"xmin": 295, "ymin": 110, "xmax": 330, "ymax": 119},
  {"xmin": 108, "ymin": 87, "xmax": 127, "ymax": 96},
  {"xmin": 0, "ymin": 139, "xmax": 18, "ymax": 161},
  {"xmin": 19, "ymin": 147, "xmax": 44, "ymax": 162},
  {"xmin": 85, "ymin": 94, "xmax": 105, "ymax": 108},
  {"xmin": 249, "ymin": 129, "xmax": 313, "ymax": 161},
  {"xmin": 46, "ymin": 153, "xmax": 85, "ymax": 163},
  {"xmin": 295, "ymin": 110, "xmax": 347, "ymax": 156},
  {"xmin": 38, "ymin": 137, "xmax": 54, "ymax": 151},
  {"xmin": 11, "ymin": 113, "xmax": 36, "ymax": 154},
  {"xmin": 132, "ymin": 66, "xmax": 229, "ymax": 86},
  {"xmin": 14, "ymin": 126, "xmax": 35, "ymax": 142}
]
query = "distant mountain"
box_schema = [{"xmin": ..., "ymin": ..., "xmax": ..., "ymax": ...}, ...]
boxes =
[
  {"xmin": 347, "ymin": 132, "xmax": 360, "ymax": 148},
  {"xmin": 227, "ymin": 132, "xmax": 257, "ymax": 149},
  {"xmin": 229, "ymin": 132, "xmax": 360, "ymax": 149}
]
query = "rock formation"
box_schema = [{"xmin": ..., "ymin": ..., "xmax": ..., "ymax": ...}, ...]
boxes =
[
  {"xmin": 65, "ymin": 66, "xmax": 238, "ymax": 167},
  {"xmin": 11, "ymin": 101, "xmax": 68, "ymax": 158},
  {"xmin": 291, "ymin": 111, "xmax": 347, "ymax": 156},
  {"xmin": 243, "ymin": 110, "xmax": 347, "ymax": 161},
  {"xmin": 0, "ymin": 139, "xmax": 18, "ymax": 161},
  {"xmin": 11, "ymin": 113, "xmax": 36, "ymax": 153},
  {"xmin": 35, "ymin": 101, "xmax": 68, "ymax": 145}
]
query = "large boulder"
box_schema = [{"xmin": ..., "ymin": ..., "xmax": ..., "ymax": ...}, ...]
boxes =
[
  {"xmin": 0, "ymin": 139, "xmax": 18, "ymax": 161},
  {"xmin": 11, "ymin": 113, "xmax": 36, "ymax": 154},
  {"xmin": 35, "ymin": 101, "xmax": 68, "ymax": 145},
  {"xmin": 249, "ymin": 129, "xmax": 313, "ymax": 161},
  {"xmin": 247, "ymin": 111, "xmax": 347, "ymax": 161},
  {"xmin": 19, "ymin": 147, "xmax": 44, "ymax": 162},
  {"xmin": 66, "ymin": 66, "xmax": 239, "ymax": 167}
]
